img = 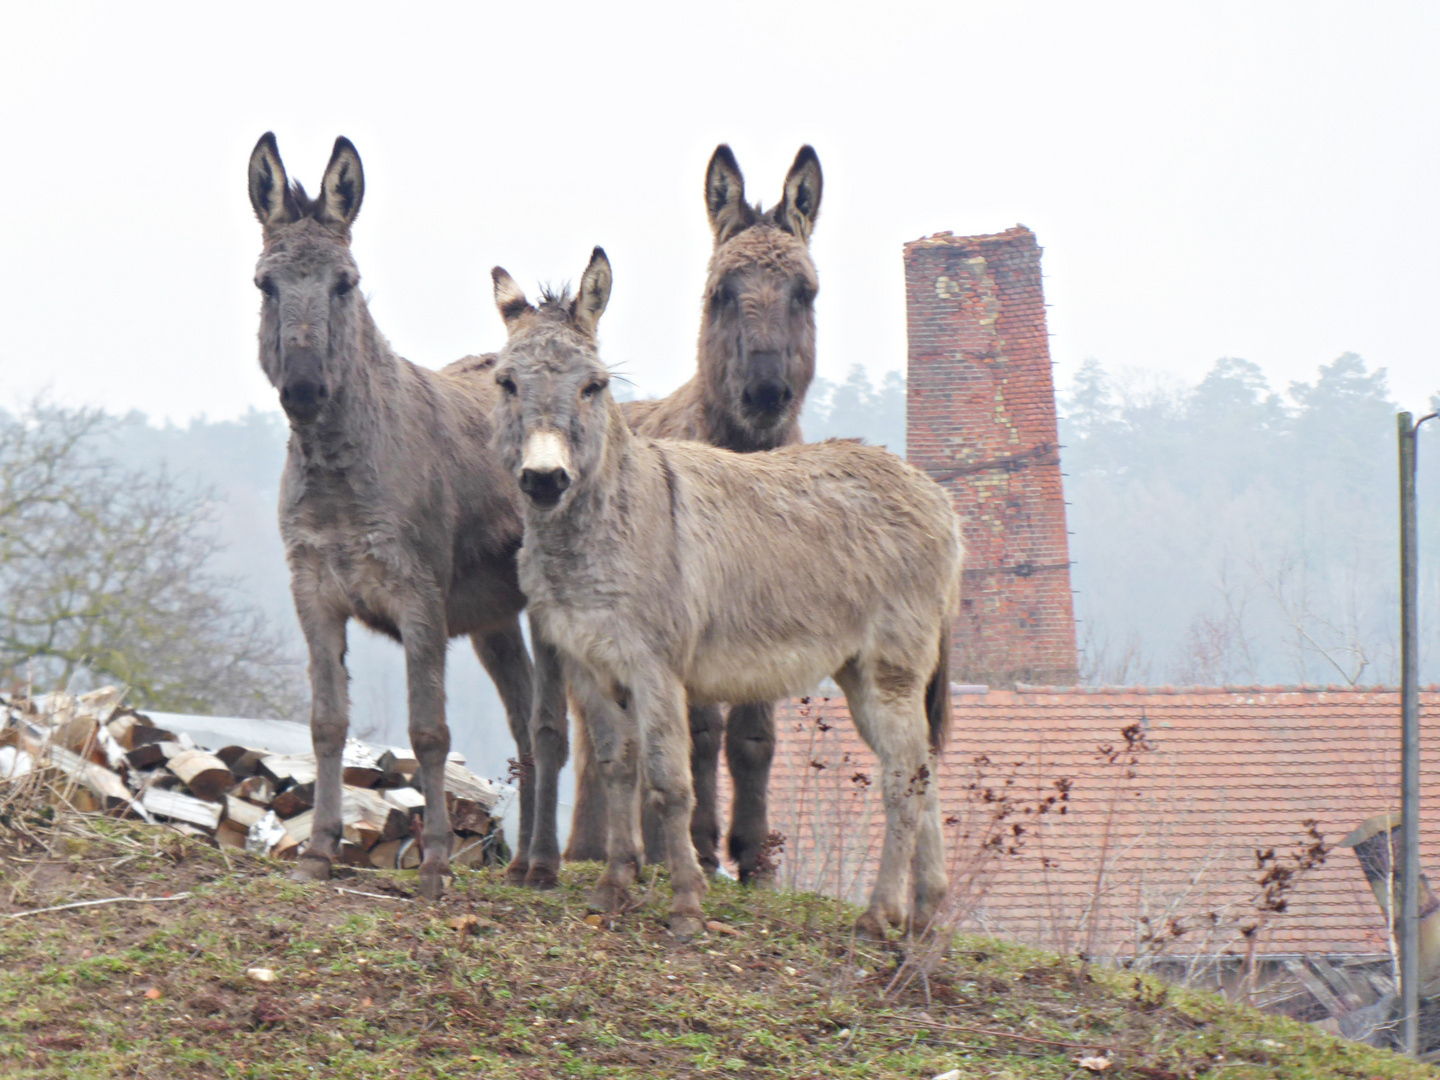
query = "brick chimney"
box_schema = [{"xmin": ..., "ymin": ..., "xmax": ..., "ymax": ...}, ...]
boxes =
[{"xmin": 905, "ymin": 226, "xmax": 1078, "ymax": 687}]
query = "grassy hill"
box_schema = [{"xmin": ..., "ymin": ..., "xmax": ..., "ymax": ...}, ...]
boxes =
[{"xmin": 0, "ymin": 809, "xmax": 1432, "ymax": 1080}]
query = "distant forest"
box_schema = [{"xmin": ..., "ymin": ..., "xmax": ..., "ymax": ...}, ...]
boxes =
[
  {"xmin": 6, "ymin": 354, "xmax": 1435, "ymax": 769},
  {"xmin": 1061, "ymin": 353, "xmax": 1440, "ymax": 688}
]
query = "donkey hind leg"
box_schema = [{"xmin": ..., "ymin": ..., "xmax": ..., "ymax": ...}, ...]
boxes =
[
  {"xmin": 402, "ymin": 606, "xmax": 453, "ymax": 900},
  {"xmin": 725, "ymin": 701, "xmax": 777, "ymax": 886},
  {"xmin": 563, "ymin": 701, "xmax": 609, "ymax": 861},
  {"xmin": 639, "ymin": 674, "xmax": 709, "ymax": 939},
  {"xmin": 835, "ymin": 663, "xmax": 929, "ymax": 940},
  {"xmin": 293, "ymin": 603, "xmax": 349, "ymax": 884},
  {"xmin": 641, "ymin": 703, "xmax": 722, "ymax": 870},
  {"xmin": 470, "ymin": 622, "xmax": 535, "ymax": 884},
  {"xmin": 571, "ymin": 670, "xmax": 642, "ymax": 913},
  {"xmin": 908, "ymin": 773, "xmax": 947, "ymax": 938},
  {"xmin": 523, "ymin": 629, "xmax": 569, "ymax": 889}
]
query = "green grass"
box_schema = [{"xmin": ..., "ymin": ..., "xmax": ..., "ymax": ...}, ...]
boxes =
[{"xmin": 0, "ymin": 815, "xmax": 1432, "ymax": 1079}]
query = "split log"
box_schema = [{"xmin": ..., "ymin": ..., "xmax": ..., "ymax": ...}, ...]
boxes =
[
  {"xmin": 141, "ymin": 788, "xmax": 223, "ymax": 830},
  {"xmin": 141, "ymin": 768, "xmax": 183, "ymax": 793},
  {"xmin": 129, "ymin": 725, "xmax": 178, "ymax": 749},
  {"xmin": 271, "ymin": 782, "xmax": 314, "ymax": 819},
  {"xmin": 449, "ymin": 797, "xmax": 492, "ymax": 837},
  {"xmin": 280, "ymin": 809, "xmax": 314, "ymax": 846},
  {"xmin": 341, "ymin": 786, "xmax": 406, "ymax": 848},
  {"xmin": 340, "ymin": 740, "xmax": 396, "ymax": 789},
  {"xmin": 258, "ymin": 754, "xmax": 318, "ymax": 787},
  {"xmin": 215, "ymin": 746, "xmax": 265, "ymax": 779},
  {"xmin": 166, "ymin": 749, "xmax": 234, "ymax": 802},
  {"xmin": 223, "ymin": 794, "xmax": 268, "ymax": 830},
  {"xmin": 368, "ymin": 838, "xmax": 403, "ymax": 869},
  {"xmin": 233, "ymin": 776, "xmax": 274, "ymax": 804},
  {"xmin": 215, "ymin": 820, "xmax": 249, "ymax": 849},
  {"xmin": 126, "ymin": 743, "xmax": 166, "ymax": 769},
  {"xmin": 52, "ymin": 714, "xmax": 99, "ymax": 758},
  {"xmin": 106, "ymin": 712, "xmax": 140, "ymax": 750},
  {"xmin": 381, "ymin": 786, "xmax": 426, "ymax": 814},
  {"xmin": 75, "ymin": 686, "xmax": 123, "ymax": 719},
  {"xmin": 442, "ymin": 762, "xmax": 497, "ymax": 809}
]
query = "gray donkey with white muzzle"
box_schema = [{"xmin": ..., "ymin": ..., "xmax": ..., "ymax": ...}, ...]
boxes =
[
  {"xmin": 490, "ymin": 248, "xmax": 963, "ymax": 939},
  {"xmin": 246, "ymin": 133, "xmax": 569, "ymax": 899}
]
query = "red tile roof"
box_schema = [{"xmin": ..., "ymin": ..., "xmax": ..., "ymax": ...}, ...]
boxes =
[{"xmin": 719, "ymin": 688, "xmax": 1440, "ymax": 958}]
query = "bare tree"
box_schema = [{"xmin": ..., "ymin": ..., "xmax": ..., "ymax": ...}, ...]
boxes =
[{"xmin": 0, "ymin": 400, "xmax": 304, "ymax": 717}]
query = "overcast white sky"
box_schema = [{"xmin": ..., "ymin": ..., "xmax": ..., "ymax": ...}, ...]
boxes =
[{"xmin": 2, "ymin": 2, "xmax": 1436, "ymax": 423}]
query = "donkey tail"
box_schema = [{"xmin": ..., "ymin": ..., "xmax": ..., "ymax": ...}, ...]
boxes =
[{"xmin": 924, "ymin": 624, "xmax": 953, "ymax": 754}]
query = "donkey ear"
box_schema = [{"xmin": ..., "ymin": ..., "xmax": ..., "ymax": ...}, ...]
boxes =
[
  {"xmin": 704, "ymin": 144, "xmax": 754, "ymax": 243},
  {"xmin": 776, "ymin": 145, "xmax": 822, "ymax": 242},
  {"xmin": 248, "ymin": 132, "xmax": 296, "ymax": 228},
  {"xmin": 318, "ymin": 136, "xmax": 365, "ymax": 228},
  {"xmin": 572, "ymin": 247, "xmax": 612, "ymax": 336},
  {"xmin": 492, "ymin": 267, "xmax": 533, "ymax": 334}
]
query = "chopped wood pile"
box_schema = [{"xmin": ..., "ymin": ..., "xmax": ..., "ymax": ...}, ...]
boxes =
[{"xmin": 0, "ymin": 687, "xmax": 507, "ymax": 870}]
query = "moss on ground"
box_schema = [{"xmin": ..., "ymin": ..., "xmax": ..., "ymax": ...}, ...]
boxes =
[{"xmin": 0, "ymin": 814, "xmax": 1432, "ymax": 1079}]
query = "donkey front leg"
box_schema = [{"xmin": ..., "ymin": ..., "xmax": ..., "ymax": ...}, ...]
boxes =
[
  {"xmin": 638, "ymin": 674, "xmax": 709, "ymax": 939},
  {"xmin": 292, "ymin": 601, "xmax": 348, "ymax": 883},
  {"xmin": 471, "ymin": 622, "xmax": 535, "ymax": 884},
  {"xmin": 523, "ymin": 630, "xmax": 569, "ymax": 889},
  {"xmin": 571, "ymin": 669, "xmax": 641, "ymax": 913},
  {"xmin": 725, "ymin": 701, "xmax": 777, "ymax": 885},
  {"xmin": 402, "ymin": 606, "xmax": 453, "ymax": 900}
]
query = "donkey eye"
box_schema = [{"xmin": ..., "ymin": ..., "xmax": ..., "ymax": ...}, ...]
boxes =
[
  {"xmin": 497, "ymin": 375, "xmax": 518, "ymax": 397},
  {"xmin": 257, "ymin": 276, "xmax": 278, "ymax": 298},
  {"xmin": 791, "ymin": 284, "xmax": 813, "ymax": 308},
  {"xmin": 333, "ymin": 275, "xmax": 355, "ymax": 298},
  {"xmin": 581, "ymin": 380, "xmax": 607, "ymax": 399}
]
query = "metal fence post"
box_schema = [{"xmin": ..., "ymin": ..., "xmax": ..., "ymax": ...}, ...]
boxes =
[{"xmin": 1399, "ymin": 410, "xmax": 1435, "ymax": 1056}]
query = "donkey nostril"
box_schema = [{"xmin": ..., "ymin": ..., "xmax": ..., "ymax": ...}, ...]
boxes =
[{"xmin": 519, "ymin": 467, "xmax": 571, "ymax": 507}]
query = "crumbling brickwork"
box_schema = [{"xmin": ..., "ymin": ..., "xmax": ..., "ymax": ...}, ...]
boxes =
[{"xmin": 905, "ymin": 226, "xmax": 1078, "ymax": 687}]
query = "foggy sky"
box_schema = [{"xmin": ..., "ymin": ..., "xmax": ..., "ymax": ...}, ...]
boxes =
[{"xmin": 2, "ymin": 2, "xmax": 1436, "ymax": 421}]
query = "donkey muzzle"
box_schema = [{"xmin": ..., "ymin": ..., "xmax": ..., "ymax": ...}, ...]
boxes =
[
  {"xmin": 740, "ymin": 352, "xmax": 794, "ymax": 421},
  {"xmin": 279, "ymin": 347, "xmax": 328, "ymax": 424},
  {"xmin": 519, "ymin": 430, "xmax": 572, "ymax": 509}
]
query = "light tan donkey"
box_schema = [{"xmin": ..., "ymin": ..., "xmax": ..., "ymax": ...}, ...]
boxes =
[
  {"xmin": 246, "ymin": 134, "xmax": 569, "ymax": 899},
  {"xmin": 567, "ymin": 144, "xmax": 824, "ymax": 884},
  {"xmin": 491, "ymin": 249, "xmax": 962, "ymax": 939}
]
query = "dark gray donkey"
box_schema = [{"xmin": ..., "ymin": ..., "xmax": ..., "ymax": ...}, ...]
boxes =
[
  {"xmin": 493, "ymin": 250, "xmax": 960, "ymax": 940},
  {"xmin": 566, "ymin": 145, "xmax": 823, "ymax": 884},
  {"xmin": 246, "ymin": 133, "xmax": 568, "ymax": 898}
]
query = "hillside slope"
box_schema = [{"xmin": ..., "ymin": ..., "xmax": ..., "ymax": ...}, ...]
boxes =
[{"xmin": 0, "ymin": 811, "xmax": 1431, "ymax": 1080}]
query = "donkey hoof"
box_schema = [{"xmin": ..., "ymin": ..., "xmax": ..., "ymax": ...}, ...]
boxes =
[
  {"xmin": 668, "ymin": 913, "xmax": 705, "ymax": 941},
  {"xmin": 524, "ymin": 863, "xmax": 559, "ymax": 891},
  {"xmin": 504, "ymin": 859, "xmax": 530, "ymax": 886},
  {"xmin": 738, "ymin": 867, "xmax": 777, "ymax": 891},
  {"xmin": 586, "ymin": 884, "xmax": 629, "ymax": 914},
  {"xmin": 290, "ymin": 854, "xmax": 331, "ymax": 883},
  {"xmin": 418, "ymin": 869, "xmax": 448, "ymax": 901},
  {"xmin": 853, "ymin": 911, "xmax": 890, "ymax": 942}
]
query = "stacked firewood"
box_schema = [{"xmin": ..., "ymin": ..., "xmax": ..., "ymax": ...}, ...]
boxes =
[{"xmin": 0, "ymin": 687, "xmax": 507, "ymax": 870}]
